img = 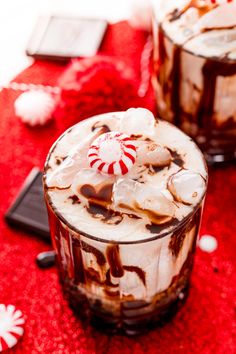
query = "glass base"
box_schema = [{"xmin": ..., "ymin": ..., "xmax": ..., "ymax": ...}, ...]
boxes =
[
  {"xmin": 69, "ymin": 286, "xmax": 189, "ymax": 336},
  {"xmin": 59, "ymin": 253, "xmax": 193, "ymax": 336}
]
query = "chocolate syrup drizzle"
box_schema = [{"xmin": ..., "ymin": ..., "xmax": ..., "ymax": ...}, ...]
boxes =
[
  {"xmin": 91, "ymin": 122, "xmax": 111, "ymax": 133},
  {"xmin": 58, "ymin": 228, "xmax": 147, "ymax": 293},
  {"xmin": 146, "ymin": 218, "xmax": 179, "ymax": 235},
  {"xmin": 68, "ymin": 195, "xmax": 81, "ymax": 204},
  {"xmin": 197, "ymin": 60, "xmax": 236, "ymax": 129},
  {"xmin": 171, "ymin": 46, "xmax": 181, "ymax": 127},
  {"xmin": 106, "ymin": 245, "xmax": 124, "ymax": 277},
  {"xmin": 168, "ymin": 0, "xmax": 211, "ymax": 22},
  {"xmin": 80, "ymin": 184, "xmax": 113, "ymax": 204},
  {"xmin": 106, "ymin": 245, "xmax": 146, "ymax": 285},
  {"xmin": 87, "ymin": 203, "xmax": 123, "ymax": 224},
  {"xmin": 170, "ymin": 150, "xmax": 185, "ymax": 167},
  {"xmin": 169, "ymin": 209, "xmax": 201, "ymax": 257}
]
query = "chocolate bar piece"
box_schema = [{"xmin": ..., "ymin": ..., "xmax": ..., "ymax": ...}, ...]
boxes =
[
  {"xmin": 26, "ymin": 16, "xmax": 108, "ymax": 61},
  {"xmin": 5, "ymin": 168, "xmax": 50, "ymax": 241}
]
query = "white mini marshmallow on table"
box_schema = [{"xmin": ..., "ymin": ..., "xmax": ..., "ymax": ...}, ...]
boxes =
[{"xmin": 198, "ymin": 235, "xmax": 218, "ymax": 253}]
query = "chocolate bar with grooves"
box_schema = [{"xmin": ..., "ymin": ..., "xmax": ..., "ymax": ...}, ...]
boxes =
[{"xmin": 5, "ymin": 167, "xmax": 50, "ymax": 241}]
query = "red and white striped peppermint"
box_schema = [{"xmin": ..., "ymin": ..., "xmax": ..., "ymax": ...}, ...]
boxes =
[
  {"xmin": 88, "ymin": 132, "xmax": 137, "ymax": 175},
  {"xmin": 0, "ymin": 304, "xmax": 25, "ymax": 352}
]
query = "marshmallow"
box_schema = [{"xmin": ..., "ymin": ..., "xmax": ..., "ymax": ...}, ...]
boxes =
[
  {"xmin": 135, "ymin": 185, "xmax": 175, "ymax": 221},
  {"xmin": 198, "ymin": 234, "xmax": 218, "ymax": 253},
  {"xmin": 168, "ymin": 169, "xmax": 205, "ymax": 205},
  {"xmin": 113, "ymin": 178, "xmax": 175, "ymax": 222},
  {"xmin": 112, "ymin": 178, "xmax": 137, "ymax": 209},
  {"xmin": 137, "ymin": 143, "xmax": 171, "ymax": 167},
  {"xmin": 119, "ymin": 108, "xmax": 156, "ymax": 137}
]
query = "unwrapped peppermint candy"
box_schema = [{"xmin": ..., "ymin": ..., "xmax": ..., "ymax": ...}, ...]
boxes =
[
  {"xmin": 88, "ymin": 132, "xmax": 137, "ymax": 175},
  {"xmin": 14, "ymin": 90, "xmax": 56, "ymax": 126},
  {"xmin": 0, "ymin": 304, "xmax": 25, "ymax": 351}
]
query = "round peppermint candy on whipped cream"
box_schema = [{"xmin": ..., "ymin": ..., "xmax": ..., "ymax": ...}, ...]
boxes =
[{"xmin": 88, "ymin": 131, "xmax": 137, "ymax": 175}]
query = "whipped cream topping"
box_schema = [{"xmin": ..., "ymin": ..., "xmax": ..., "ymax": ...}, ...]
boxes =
[
  {"xmin": 154, "ymin": 0, "xmax": 236, "ymax": 60},
  {"xmin": 44, "ymin": 108, "xmax": 207, "ymax": 242}
]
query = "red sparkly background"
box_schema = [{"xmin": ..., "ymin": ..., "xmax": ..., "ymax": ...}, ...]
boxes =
[{"xmin": 0, "ymin": 22, "xmax": 235, "ymax": 354}]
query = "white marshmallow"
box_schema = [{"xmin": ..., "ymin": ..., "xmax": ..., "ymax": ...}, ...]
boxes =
[
  {"xmin": 168, "ymin": 169, "xmax": 205, "ymax": 205},
  {"xmin": 137, "ymin": 143, "xmax": 171, "ymax": 166},
  {"xmin": 112, "ymin": 178, "xmax": 137, "ymax": 208},
  {"xmin": 113, "ymin": 178, "xmax": 174, "ymax": 219},
  {"xmin": 119, "ymin": 108, "xmax": 156, "ymax": 137},
  {"xmin": 135, "ymin": 185, "xmax": 175, "ymax": 218},
  {"xmin": 198, "ymin": 235, "xmax": 218, "ymax": 253}
]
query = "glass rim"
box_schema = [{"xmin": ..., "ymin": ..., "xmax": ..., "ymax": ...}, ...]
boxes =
[
  {"xmin": 43, "ymin": 112, "xmax": 208, "ymax": 246},
  {"xmin": 157, "ymin": 23, "xmax": 236, "ymax": 65},
  {"xmin": 43, "ymin": 193, "xmax": 204, "ymax": 245}
]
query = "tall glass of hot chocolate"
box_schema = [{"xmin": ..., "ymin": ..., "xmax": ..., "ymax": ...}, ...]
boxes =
[
  {"xmin": 43, "ymin": 108, "xmax": 207, "ymax": 335},
  {"xmin": 152, "ymin": 0, "xmax": 236, "ymax": 163}
]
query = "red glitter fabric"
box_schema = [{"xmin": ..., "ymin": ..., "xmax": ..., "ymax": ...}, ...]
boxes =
[{"xmin": 0, "ymin": 22, "xmax": 235, "ymax": 354}]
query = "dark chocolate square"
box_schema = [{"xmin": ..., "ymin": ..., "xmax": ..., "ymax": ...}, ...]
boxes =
[
  {"xmin": 5, "ymin": 168, "xmax": 50, "ymax": 241},
  {"xmin": 26, "ymin": 16, "xmax": 108, "ymax": 61}
]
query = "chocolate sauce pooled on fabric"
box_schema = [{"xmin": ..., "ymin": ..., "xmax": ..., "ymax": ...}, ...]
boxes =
[
  {"xmin": 153, "ymin": 0, "xmax": 236, "ymax": 162},
  {"xmin": 43, "ymin": 108, "xmax": 207, "ymax": 334}
]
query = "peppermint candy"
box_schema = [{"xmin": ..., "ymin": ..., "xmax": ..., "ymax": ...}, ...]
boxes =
[
  {"xmin": 0, "ymin": 304, "xmax": 25, "ymax": 351},
  {"xmin": 88, "ymin": 132, "xmax": 137, "ymax": 175},
  {"xmin": 14, "ymin": 90, "xmax": 56, "ymax": 126}
]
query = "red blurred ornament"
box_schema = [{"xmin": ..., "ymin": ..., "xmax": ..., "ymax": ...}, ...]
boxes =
[{"xmin": 55, "ymin": 56, "xmax": 142, "ymax": 128}]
